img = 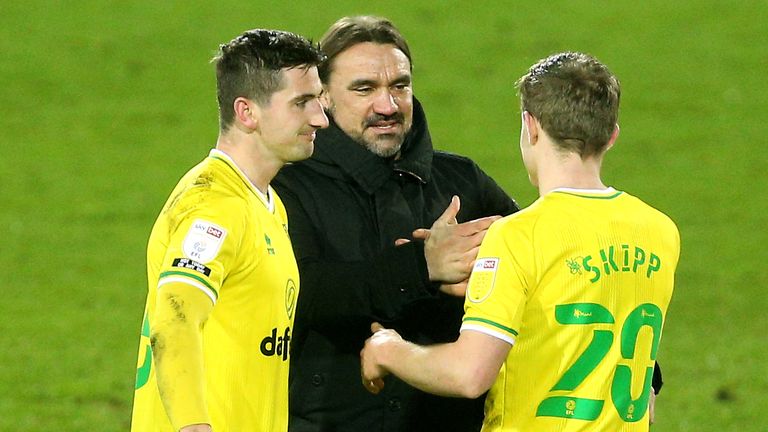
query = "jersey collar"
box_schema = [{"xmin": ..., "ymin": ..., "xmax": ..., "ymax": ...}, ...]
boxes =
[
  {"xmin": 550, "ymin": 187, "xmax": 623, "ymax": 199},
  {"xmin": 209, "ymin": 149, "xmax": 275, "ymax": 213}
]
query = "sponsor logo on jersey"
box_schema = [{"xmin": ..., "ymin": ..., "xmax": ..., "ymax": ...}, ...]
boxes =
[
  {"xmin": 566, "ymin": 257, "xmax": 583, "ymax": 274},
  {"xmin": 260, "ymin": 327, "xmax": 291, "ymax": 361},
  {"xmin": 206, "ymin": 226, "xmax": 223, "ymax": 238},
  {"xmin": 482, "ymin": 260, "xmax": 497, "ymax": 269},
  {"xmin": 265, "ymin": 234, "xmax": 275, "ymax": 255},
  {"xmin": 182, "ymin": 219, "xmax": 227, "ymax": 263},
  {"xmin": 467, "ymin": 258, "xmax": 499, "ymax": 303},
  {"xmin": 171, "ymin": 258, "xmax": 212, "ymax": 276}
]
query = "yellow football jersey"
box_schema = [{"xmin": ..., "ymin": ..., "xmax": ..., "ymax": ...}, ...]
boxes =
[
  {"xmin": 131, "ymin": 149, "xmax": 299, "ymax": 431},
  {"xmin": 462, "ymin": 188, "xmax": 679, "ymax": 432}
]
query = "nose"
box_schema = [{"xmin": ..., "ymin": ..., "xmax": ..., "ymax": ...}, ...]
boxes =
[
  {"xmin": 372, "ymin": 89, "xmax": 398, "ymax": 116},
  {"xmin": 309, "ymin": 99, "xmax": 329, "ymax": 129}
]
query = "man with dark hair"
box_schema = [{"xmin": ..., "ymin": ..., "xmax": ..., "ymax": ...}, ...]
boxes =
[
  {"xmin": 272, "ymin": 16, "xmax": 518, "ymax": 431},
  {"xmin": 361, "ymin": 52, "xmax": 679, "ymax": 432},
  {"xmin": 131, "ymin": 29, "xmax": 327, "ymax": 432}
]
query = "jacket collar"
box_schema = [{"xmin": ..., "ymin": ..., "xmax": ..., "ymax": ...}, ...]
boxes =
[{"xmin": 304, "ymin": 98, "xmax": 434, "ymax": 195}]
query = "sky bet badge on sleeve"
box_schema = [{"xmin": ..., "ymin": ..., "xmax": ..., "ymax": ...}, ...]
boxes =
[
  {"xmin": 467, "ymin": 258, "xmax": 499, "ymax": 303},
  {"xmin": 182, "ymin": 219, "xmax": 227, "ymax": 263}
]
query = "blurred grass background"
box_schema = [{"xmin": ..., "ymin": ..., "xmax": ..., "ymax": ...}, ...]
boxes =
[{"xmin": 1, "ymin": 1, "xmax": 766, "ymax": 430}]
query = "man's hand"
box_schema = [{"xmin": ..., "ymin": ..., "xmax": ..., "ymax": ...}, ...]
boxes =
[
  {"xmin": 648, "ymin": 389, "xmax": 656, "ymax": 425},
  {"xmin": 395, "ymin": 237, "xmax": 469, "ymax": 297},
  {"xmin": 422, "ymin": 196, "xmax": 500, "ymax": 284},
  {"xmin": 438, "ymin": 279, "xmax": 468, "ymax": 297},
  {"xmin": 360, "ymin": 322, "xmax": 403, "ymax": 394}
]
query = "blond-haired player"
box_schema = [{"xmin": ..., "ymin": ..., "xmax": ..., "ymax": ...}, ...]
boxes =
[{"xmin": 361, "ymin": 52, "xmax": 679, "ymax": 431}]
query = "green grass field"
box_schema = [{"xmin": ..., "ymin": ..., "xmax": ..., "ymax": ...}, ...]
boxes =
[{"xmin": 2, "ymin": 1, "xmax": 766, "ymax": 430}]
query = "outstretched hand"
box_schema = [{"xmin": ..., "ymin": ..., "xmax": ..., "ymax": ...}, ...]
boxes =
[
  {"xmin": 423, "ymin": 196, "xmax": 500, "ymax": 284},
  {"xmin": 360, "ymin": 322, "xmax": 402, "ymax": 394},
  {"xmin": 395, "ymin": 235, "xmax": 469, "ymax": 297}
]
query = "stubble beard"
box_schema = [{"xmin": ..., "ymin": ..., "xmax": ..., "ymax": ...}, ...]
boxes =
[
  {"xmin": 329, "ymin": 104, "xmax": 408, "ymax": 158},
  {"xmin": 358, "ymin": 133, "xmax": 405, "ymax": 158}
]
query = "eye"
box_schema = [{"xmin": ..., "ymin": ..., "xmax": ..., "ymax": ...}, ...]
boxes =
[
  {"xmin": 391, "ymin": 83, "xmax": 411, "ymax": 94},
  {"xmin": 353, "ymin": 87, "xmax": 374, "ymax": 95}
]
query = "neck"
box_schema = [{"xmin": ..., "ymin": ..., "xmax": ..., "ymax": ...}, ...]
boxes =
[
  {"xmin": 215, "ymin": 132, "xmax": 281, "ymax": 194},
  {"xmin": 536, "ymin": 148, "xmax": 605, "ymax": 196}
]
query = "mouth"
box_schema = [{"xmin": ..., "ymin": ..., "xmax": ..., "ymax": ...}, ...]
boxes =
[
  {"xmin": 366, "ymin": 120, "xmax": 401, "ymax": 133},
  {"xmin": 299, "ymin": 130, "xmax": 317, "ymax": 141}
]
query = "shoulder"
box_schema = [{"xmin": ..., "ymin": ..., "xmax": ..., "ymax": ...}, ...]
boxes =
[
  {"xmin": 273, "ymin": 160, "xmax": 337, "ymax": 192},
  {"xmin": 430, "ymin": 150, "xmax": 494, "ymax": 183},
  {"xmin": 432, "ymin": 150, "xmax": 481, "ymax": 168},
  {"xmin": 620, "ymin": 193, "xmax": 679, "ymax": 231},
  {"xmin": 173, "ymin": 167, "xmax": 245, "ymax": 211},
  {"xmin": 166, "ymin": 167, "xmax": 250, "ymax": 229}
]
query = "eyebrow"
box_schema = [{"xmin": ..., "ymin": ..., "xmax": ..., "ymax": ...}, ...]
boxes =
[
  {"xmin": 289, "ymin": 91, "xmax": 321, "ymax": 104},
  {"xmin": 348, "ymin": 74, "xmax": 412, "ymax": 89}
]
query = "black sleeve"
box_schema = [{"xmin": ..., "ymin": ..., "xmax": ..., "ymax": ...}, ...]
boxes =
[
  {"xmin": 475, "ymin": 162, "xmax": 520, "ymax": 216},
  {"xmin": 276, "ymin": 183, "xmax": 436, "ymax": 332},
  {"xmin": 652, "ymin": 361, "xmax": 663, "ymax": 394}
]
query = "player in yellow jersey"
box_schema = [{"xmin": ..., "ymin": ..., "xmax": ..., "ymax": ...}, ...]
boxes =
[
  {"xmin": 360, "ymin": 52, "xmax": 679, "ymax": 432},
  {"xmin": 131, "ymin": 29, "xmax": 328, "ymax": 432}
]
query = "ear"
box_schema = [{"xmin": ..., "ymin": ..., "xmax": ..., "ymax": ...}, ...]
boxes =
[
  {"xmin": 233, "ymin": 97, "xmax": 260, "ymax": 130},
  {"xmin": 522, "ymin": 111, "xmax": 539, "ymax": 146},
  {"xmin": 605, "ymin": 123, "xmax": 620, "ymax": 151},
  {"xmin": 320, "ymin": 86, "xmax": 331, "ymax": 110}
]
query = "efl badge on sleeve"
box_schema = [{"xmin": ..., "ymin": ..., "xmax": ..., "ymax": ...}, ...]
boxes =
[
  {"xmin": 467, "ymin": 258, "xmax": 499, "ymax": 303},
  {"xmin": 182, "ymin": 219, "xmax": 228, "ymax": 263}
]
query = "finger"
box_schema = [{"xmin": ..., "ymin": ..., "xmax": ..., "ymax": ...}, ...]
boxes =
[
  {"xmin": 394, "ymin": 238, "xmax": 411, "ymax": 246},
  {"xmin": 459, "ymin": 246, "xmax": 482, "ymax": 266},
  {"xmin": 363, "ymin": 378, "xmax": 384, "ymax": 394},
  {"xmin": 465, "ymin": 214, "xmax": 503, "ymax": 225},
  {"xmin": 371, "ymin": 322, "xmax": 385, "ymax": 333},
  {"xmin": 435, "ymin": 195, "xmax": 460, "ymax": 225},
  {"xmin": 454, "ymin": 215, "xmax": 501, "ymax": 236},
  {"xmin": 648, "ymin": 389, "xmax": 656, "ymax": 425},
  {"xmin": 457, "ymin": 230, "xmax": 491, "ymax": 249},
  {"xmin": 411, "ymin": 228, "xmax": 430, "ymax": 240},
  {"xmin": 439, "ymin": 280, "xmax": 468, "ymax": 297}
]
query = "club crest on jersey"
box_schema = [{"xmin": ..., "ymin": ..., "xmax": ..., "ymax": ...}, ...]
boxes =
[
  {"xmin": 285, "ymin": 279, "xmax": 297, "ymax": 319},
  {"xmin": 182, "ymin": 219, "xmax": 227, "ymax": 263},
  {"xmin": 467, "ymin": 258, "xmax": 499, "ymax": 303}
]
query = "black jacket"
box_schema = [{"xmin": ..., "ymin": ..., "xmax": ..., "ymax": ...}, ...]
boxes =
[{"xmin": 273, "ymin": 100, "xmax": 519, "ymax": 432}]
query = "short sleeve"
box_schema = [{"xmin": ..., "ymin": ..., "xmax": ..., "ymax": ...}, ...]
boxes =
[
  {"xmin": 156, "ymin": 196, "xmax": 247, "ymax": 304},
  {"xmin": 461, "ymin": 218, "xmax": 533, "ymax": 344}
]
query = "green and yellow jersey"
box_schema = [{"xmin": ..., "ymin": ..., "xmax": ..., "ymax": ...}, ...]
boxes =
[
  {"xmin": 462, "ymin": 187, "xmax": 679, "ymax": 432},
  {"xmin": 131, "ymin": 149, "xmax": 299, "ymax": 431}
]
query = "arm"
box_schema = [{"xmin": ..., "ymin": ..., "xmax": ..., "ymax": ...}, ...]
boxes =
[
  {"xmin": 286, "ymin": 191, "xmax": 501, "ymax": 326},
  {"xmin": 649, "ymin": 361, "xmax": 663, "ymax": 425},
  {"xmin": 411, "ymin": 196, "xmax": 501, "ymax": 296},
  {"xmin": 361, "ymin": 323, "xmax": 511, "ymax": 399},
  {"xmin": 475, "ymin": 162, "xmax": 520, "ymax": 217},
  {"xmin": 273, "ymin": 166, "xmax": 512, "ymax": 328},
  {"xmin": 275, "ymin": 182, "xmax": 436, "ymax": 328},
  {"xmin": 151, "ymin": 283, "xmax": 214, "ymax": 431}
]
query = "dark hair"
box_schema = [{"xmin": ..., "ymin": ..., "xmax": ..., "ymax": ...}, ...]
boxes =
[
  {"xmin": 212, "ymin": 29, "xmax": 324, "ymax": 131},
  {"xmin": 318, "ymin": 16, "xmax": 412, "ymax": 84},
  {"xmin": 516, "ymin": 52, "xmax": 620, "ymax": 157}
]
